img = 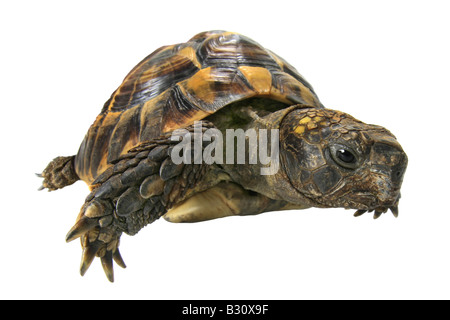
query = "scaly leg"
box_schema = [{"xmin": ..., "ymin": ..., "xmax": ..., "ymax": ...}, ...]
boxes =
[
  {"xmin": 65, "ymin": 122, "xmax": 214, "ymax": 281},
  {"xmin": 38, "ymin": 155, "xmax": 79, "ymax": 191}
]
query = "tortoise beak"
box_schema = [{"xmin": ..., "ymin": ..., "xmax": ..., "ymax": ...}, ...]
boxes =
[
  {"xmin": 354, "ymin": 137, "xmax": 407, "ymax": 219},
  {"xmin": 370, "ymin": 141, "xmax": 407, "ymax": 190}
]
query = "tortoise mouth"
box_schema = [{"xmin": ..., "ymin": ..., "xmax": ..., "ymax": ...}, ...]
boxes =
[
  {"xmin": 309, "ymin": 188, "xmax": 401, "ymax": 219},
  {"xmin": 347, "ymin": 191, "xmax": 378, "ymax": 208},
  {"xmin": 346, "ymin": 189, "xmax": 401, "ymax": 208},
  {"xmin": 347, "ymin": 191, "xmax": 401, "ymax": 219}
]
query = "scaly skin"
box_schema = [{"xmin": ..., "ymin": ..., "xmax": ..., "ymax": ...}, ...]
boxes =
[
  {"xmin": 279, "ymin": 107, "xmax": 407, "ymax": 216},
  {"xmin": 63, "ymin": 123, "xmax": 213, "ymax": 282},
  {"xmin": 219, "ymin": 105, "xmax": 407, "ymax": 218}
]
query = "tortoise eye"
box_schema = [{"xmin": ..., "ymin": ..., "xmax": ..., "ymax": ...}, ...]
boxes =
[
  {"xmin": 337, "ymin": 149, "xmax": 355, "ymax": 163},
  {"xmin": 330, "ymin": 144, "xmax": 359, "ymax": 169}
]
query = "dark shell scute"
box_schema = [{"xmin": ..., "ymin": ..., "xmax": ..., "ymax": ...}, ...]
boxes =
[{"xmin": 196, "ymin": 33, "xmax": 280, "ymax": 70}]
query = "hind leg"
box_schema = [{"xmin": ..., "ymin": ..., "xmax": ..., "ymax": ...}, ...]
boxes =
[{"xmin": 38, "ymin": 155, "xmax": 80, "ymax": 190}]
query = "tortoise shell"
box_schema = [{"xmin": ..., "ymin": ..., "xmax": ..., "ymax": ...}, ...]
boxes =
[{"xmin": 75, "ymin": 30, "xmax": 323, "ymax": 184}]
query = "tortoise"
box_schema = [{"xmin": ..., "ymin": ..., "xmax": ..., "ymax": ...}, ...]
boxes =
[{"xmin": 39, "ymin": 30, "xmax": 408, "ymax": 282}]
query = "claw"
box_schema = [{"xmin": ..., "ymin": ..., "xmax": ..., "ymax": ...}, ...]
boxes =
[
  {"xmin": 373, "ymin": 210, "xmax": 383, "ymax": 219},
  {"xmin": 66, "ymin": 218, "xmax": 98, "ymax": 242},
  {"xmin": 80, "ymin": 241, "xmax": 101, "ymax": 276},
  {"xmin": 354, "ymin": 209, "xmax": 367, "ymax": 217},
  {"xmin": 373, "ymin": 207, "xmax": 389, "ymax": 219},
  {"xmin": 37, "ymin": 185, "xmax": 45, "ymax": 191},
  {"xmin": 390, "ymin": 206, "xmax": 399, "ymax": 218},
  {"xmin": 113, "ymin": 249, "xmax": 127, "ymax": 269},
  {"xmin": 101, "ymin": 251, "xmax": 114, "ymax": 282}
]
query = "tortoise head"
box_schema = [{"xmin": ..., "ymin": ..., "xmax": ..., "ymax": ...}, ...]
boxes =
[{"xmin": 279, "ymin": 107, "xmax": 408, "ymax": 218}]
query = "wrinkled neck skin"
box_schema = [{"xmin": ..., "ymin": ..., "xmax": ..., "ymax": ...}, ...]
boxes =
[
  {"xmin": 222, "ymin": 105, "xmax": 319, "ymax": 209},
  {"xmin": 223, "ymin": 104, "xmax": 408, "ymax": 214}
]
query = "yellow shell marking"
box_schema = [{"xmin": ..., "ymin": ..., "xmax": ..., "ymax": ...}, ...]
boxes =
[
  {"xmin": 181, "ymin": 67, "xmax": 216, "ymax": 104},
  {"xmin": 238, "ymin": 66, "xmax": 272, "ymax": 95},
  {"xmin": 177, "ymin": 46, "xmax": 202, "ymax": 69},
  {"xmin": 299, "ymin": 116, "xmax": 312, "ymax": 124},
  {"xmin": 294, "ymin": 125, "xmax": 306, "ymax": 134}
]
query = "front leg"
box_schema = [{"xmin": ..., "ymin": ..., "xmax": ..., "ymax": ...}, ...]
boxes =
[{"xmin": 65, "ymin": 123, "xmax": 213, "ymax": 282}]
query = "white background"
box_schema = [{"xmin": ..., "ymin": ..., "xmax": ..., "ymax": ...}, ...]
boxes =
[{"xmin": 1, "ymin": 0, "xmax": 449, "ymax": 299}]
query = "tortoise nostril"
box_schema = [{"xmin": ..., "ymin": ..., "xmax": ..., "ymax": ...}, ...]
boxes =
[{"xmin": 392, "ymin": 166, "xmax": 406, "ymax": 184}]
